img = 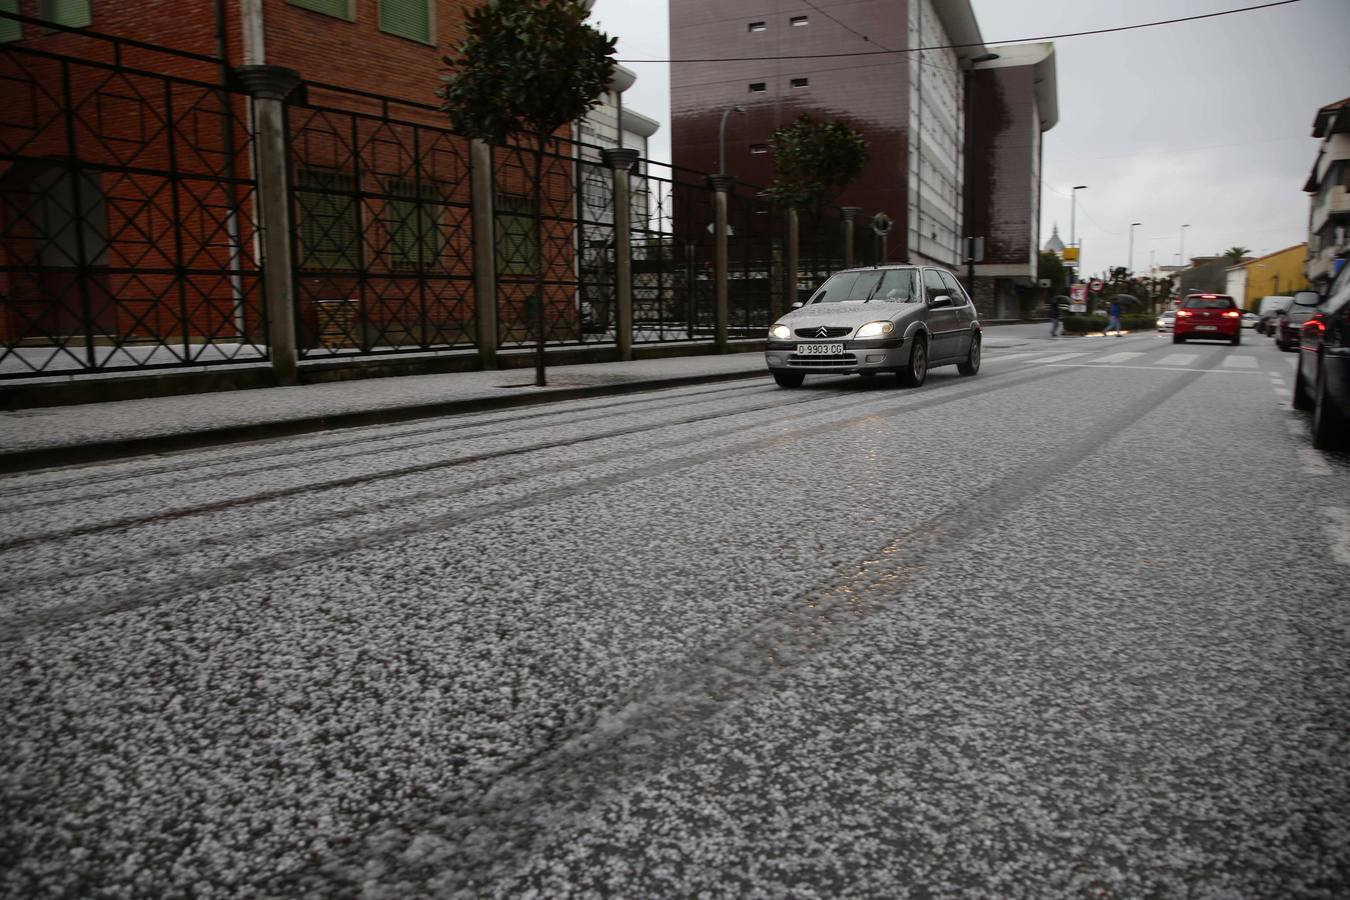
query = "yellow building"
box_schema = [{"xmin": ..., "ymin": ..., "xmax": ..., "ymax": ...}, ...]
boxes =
[{"xmin": 1227, "ymin": 244, "xmax": 1308, "ymax": 310}]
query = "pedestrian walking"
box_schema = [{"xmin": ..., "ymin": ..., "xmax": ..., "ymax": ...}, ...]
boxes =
[
  {"xmin": 1107, "ymin": 298, "xmax": 1123, "ymax": 336},
  {"xmin": 1049, "ymin": 295, "xmax": 1065, "ymax": 337}
]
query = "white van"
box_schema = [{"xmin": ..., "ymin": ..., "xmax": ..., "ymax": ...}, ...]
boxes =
[{"xmin": 1256, "ymin": 295, "xmax": 1292, "ymax": 335}]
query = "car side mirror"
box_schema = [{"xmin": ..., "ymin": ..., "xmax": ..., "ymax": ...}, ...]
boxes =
[
  {"xmin": 928, "ymin": 294, "xmax": 952, "ymax": 309},
  {"xmin": 791, "ymin": 301, "xmax": 804, "ymax": 310}
]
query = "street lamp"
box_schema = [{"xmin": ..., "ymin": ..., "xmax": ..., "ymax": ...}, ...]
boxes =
[
  {"xmin": 1069, "ymin": 185, "xmax": 1088, "ymax": 252},
  {"xmin": 1179, "ymin": 224, "xmax": 1190, "ymax": 268},
  {"xmin": 718, "ymin": 106, "xmax": 746, "ymax": 177},
  {"xmin": 1128, "ymin": 222, "xmax": 1141, "ymax": 274}
]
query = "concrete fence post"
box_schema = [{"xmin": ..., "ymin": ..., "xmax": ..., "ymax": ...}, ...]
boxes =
[
  {"xmin": 470, "ymin": 139, "xmax": 498, "ymax": 369},
  {"xmin": 706, "ymin": 174, "xmax": 734, "ymax": 352},
  {"xmin": 236, "ymin": 64, "xmax": 301, "ymax": 387},
  {"xmin": 602, "ymin": 148, "xmax": 639, "ymax": 361},
  {"xmin": 840, "ymin": 206, "xmax": 861, "ymax": 269}
]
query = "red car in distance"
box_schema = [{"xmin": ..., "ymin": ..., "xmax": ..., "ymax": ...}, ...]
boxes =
[{"xmin": 1173, "ymin": 293, "xmax": 1242, "ymax": 345}]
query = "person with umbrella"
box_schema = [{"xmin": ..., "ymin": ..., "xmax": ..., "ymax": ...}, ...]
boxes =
[{"xmin": 1106, "ymin": 293, "xmax": 1137, "ymax": 336}]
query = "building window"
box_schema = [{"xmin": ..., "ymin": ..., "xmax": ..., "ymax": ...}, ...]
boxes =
[
  {"xmin": 296, "ymin": 170, "xmax": 360, "ymax": 271},
  {"xmin": 790, "ymin": 15, "xmax": 808, "ymax": 26},
  {"xmin": 495, "ymin": 194, "xmax": 538, "ymax": 276},
  {"xmin": 748, "ymin": 82, "xmax": 766, "ymax": 93},
  {"xmin": 287, "ymin": 0, "xmax": 354, "ymax": 21},
  {"xmin": 384, "ymin": 181, "xmax": 444, "ymax": 271},
  {"xmin": 748, "ymin": 21, "xmax": 765, "ymax": 32},
  {"xmin": 790, "ymin": 77, "xmax": 809, "ymax": 88},
  {"xmin": 378, "ymin": 0, "xmax": 433, "ymax": 44},
  {"xmin": 750, "ymin": 144, "xmax": 769, "ymax": 154},
  {"xmin": 41, "ymin": 0, "xmax": 91, "ymax": 27},
  {"xmin": 0, "ymin": 0, "xmax": 22, "ymax": 41}
]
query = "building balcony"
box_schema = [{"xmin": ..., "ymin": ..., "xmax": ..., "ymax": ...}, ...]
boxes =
[{"xmin": 1311, "ymin": 185, "xmax": 1350, "ymax": 235}]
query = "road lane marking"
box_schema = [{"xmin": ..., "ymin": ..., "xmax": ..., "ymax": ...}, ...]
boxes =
[
  {"xmin": 1300, "ymin": 447, "xmax": 1332, "ymax": 475},
  {"xmin": 1045, "ymin": 364, "xmax": 1261, "ymax": 374},
  {"xmin": 1033, "ymin": 352, "xmax": 1092, "ymax": 364},
  {"xmin": 1093, "ymin": 351, "xmax": 1145, "ymax": 365},
  {"xmin": 1221, "ymin": 356, "xmax": 1259, "ymax": 369},
  {"xmin": 1326, "ymin": 508, "xmax": 1350, "ymax": 565},
  {"xmin": 1155, "ymin": 353, "xmax": 1200, "ymax": 367}
]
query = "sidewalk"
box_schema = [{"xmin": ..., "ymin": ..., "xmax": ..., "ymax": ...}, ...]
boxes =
[{"xmin": 0, "ymin": 323, "xmax": 1086, "ymax": 473}]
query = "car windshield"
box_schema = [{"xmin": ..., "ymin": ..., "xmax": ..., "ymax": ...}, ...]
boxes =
[
  {"xmin": 807, "ymin": 269, "xmax": 919, "ymax": 304},
  {"xmin": 1182, "ymin": 296, "xmax": 1235, "ymax": 309}
]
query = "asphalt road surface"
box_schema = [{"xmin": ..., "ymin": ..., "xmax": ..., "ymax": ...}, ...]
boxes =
[{"xmin": 3, "ymin": 331, "xmax": 1348, "ymax": 898}]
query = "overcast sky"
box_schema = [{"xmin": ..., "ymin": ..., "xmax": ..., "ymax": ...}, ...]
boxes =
[{"xmin": 588, "ymin": 0, "xmax": 1350, "ymax": 277}]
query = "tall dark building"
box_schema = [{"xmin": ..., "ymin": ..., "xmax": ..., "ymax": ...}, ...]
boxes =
[{"xmin": 669, "ymin": 0, "xmax": 1057, "ymax": 317}]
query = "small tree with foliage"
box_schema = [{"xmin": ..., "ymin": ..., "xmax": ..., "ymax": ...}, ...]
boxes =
[
  {"xmin": 761, "ymin": 114, "xmax": 869, "ymax": 217},
  {"xmin": 439, "ymin": 0, "xmax": 616, "ymax": 386}
]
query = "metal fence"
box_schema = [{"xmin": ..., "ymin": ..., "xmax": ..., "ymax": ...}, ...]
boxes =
[
  {"xmin": 1, "ymin": 29, "xmax": 854, "ymax": 384},
  {"xmin": 286, "ymin": 84, "xmax": 475, "ymax": 359},
  {"xmin": 0, "ymin": 34, "xmax": 266, "ymax": 379}
]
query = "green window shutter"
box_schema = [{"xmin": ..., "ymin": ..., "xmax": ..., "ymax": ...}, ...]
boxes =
[
  {"xmin": 0, "ymin": 0, "xmax": 22, "ymax": 43},
  {"xmin": 298, "ymin": 171, "xmax": 359, "ymax": 272},
  {"xmin": 287, "ymin": 0, "xmax": 351, "ymax": 20},
  {"xmin": 379, "ymin": 0, "xmax": 430, "ymax": 44},
  {"xmin": 41, "ymin": 0, "xmax": 90, "ymax": 27},
  {"xmin": 495, "ymin": 195, "xmax": 538, "ymax": 277}
]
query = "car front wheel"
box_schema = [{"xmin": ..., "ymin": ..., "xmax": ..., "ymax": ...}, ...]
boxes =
[
  {"xmin": 773, "ymin": 371, "xmax": 805, "ymax": 388},
  {"xmin": 898, "ymin": 337, "xmax": 927, "ymax": 388},
  {"xmin": 957, "ymin": 332, "xmax": 981, "ymax": 376}
]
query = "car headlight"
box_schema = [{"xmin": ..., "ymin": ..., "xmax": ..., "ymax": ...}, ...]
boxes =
[
  {"xmin": 769, "ymin": 324, "xmax": 792, "ymax": 340},
  {"xmin": 855, "ymin": 321, "xmax": 894, "ymax": 339}
]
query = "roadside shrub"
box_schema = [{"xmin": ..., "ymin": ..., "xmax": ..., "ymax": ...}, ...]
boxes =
[{"xmin": 1062, "ymin": 314, "xmax": 1155, "ymax": 333}]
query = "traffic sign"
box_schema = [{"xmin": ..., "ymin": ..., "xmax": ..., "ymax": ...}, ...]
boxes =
[{"xmin": 1089, "ymin": 279, "xmax": 1104, "ymax": 293}]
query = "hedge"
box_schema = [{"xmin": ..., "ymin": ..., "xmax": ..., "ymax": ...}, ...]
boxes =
[{"xmin": 1062, "ymin": 314, "xmax": 1156, "ymax": 333}]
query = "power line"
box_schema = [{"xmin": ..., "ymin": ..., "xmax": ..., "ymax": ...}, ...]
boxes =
[{"xmin": 618, "ymin": 0, "xmax": 1301, "ymax": 64}]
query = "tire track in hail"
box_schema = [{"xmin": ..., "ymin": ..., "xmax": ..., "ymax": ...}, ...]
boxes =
[
  {"xmin": 0, "ymin": 390, "xmax": 846, "ymax": 552},
  {"xmin": 329, "ymin": 362, "xmax": 1218, "ymax": 896},
  {"xmin": 0, "ymin": 364, "xmax": 1073, "ymax": 640},
  {"xmin": 0, "ymin": 382, "xmax": 769, "ymax": 508},
  {"xmin": 0, "ymin": 385, "xmax": 887, "ymax": 593}
]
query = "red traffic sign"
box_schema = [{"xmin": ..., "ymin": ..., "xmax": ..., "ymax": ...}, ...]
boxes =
[{"xmin": 1089, "ymin": 279, "xmax": 1105, "ymax": 293}]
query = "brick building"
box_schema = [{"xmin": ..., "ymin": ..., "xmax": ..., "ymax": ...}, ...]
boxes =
[
  {"xmin": 0, "ymin": 0, "xmax": 658, "ymax": 366},
  {"xmin": 668, "ymin": 0, "xmax": 1057, "ymax": 318}
]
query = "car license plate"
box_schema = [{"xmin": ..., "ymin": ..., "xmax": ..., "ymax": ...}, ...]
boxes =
[
  {"xmin": 1196, "ymin": 325, "xmax": 1217, "ymax": 331},
  {"xmin": 796, "ymin": 343, "xmax": 844, "ymax": 355}
]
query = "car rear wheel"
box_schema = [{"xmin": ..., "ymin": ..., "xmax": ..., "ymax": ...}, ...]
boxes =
[
  {"xmin": 773, "ymin": 371, "xmax": 805, "ymax": 388},
  {"xmin": 1172, "ymin": 333, "xmax": 1185, "ymax": 344},
  {"xmin": 897, "ymin": 337, "xmax": 927, "ymax": 388},
  {"xmin": 1230, "ymin": 332, "xmax": 1240, "ymax": 346},
  {"xmin": 1293, "ymin": 352, "xmax": 1314, "ymax": 411},
  {"xmin": 957, "ymin": 332, "xmax": 981, "ymax": 377},
  {"xmin": 1311, "ymin": 362, "xmax": 1349, "ymax": 450}
]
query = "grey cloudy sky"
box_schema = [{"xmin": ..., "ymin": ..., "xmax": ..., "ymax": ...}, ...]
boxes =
[{"xmin": 588, "ymin": 0, "xmax": 1350, "ymax": 276}]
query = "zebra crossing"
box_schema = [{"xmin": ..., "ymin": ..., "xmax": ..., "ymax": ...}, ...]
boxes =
[{"xmin": 984, "ymin": 340, "xmax": 1276, "ymax": 375}]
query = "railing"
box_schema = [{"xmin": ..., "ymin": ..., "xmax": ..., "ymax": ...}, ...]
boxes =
[
  {"xmin": 0, "ymin": 37, "xmax": 266, "ymax": 379},
  {"xmin": 1, "ymin": 26, "xmax": 855, "ymax": 384}
]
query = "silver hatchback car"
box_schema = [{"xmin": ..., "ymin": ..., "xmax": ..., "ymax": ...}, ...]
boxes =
[{"xmin": 765, "ymin": 265, "xmax": 982, "ymax": 388}]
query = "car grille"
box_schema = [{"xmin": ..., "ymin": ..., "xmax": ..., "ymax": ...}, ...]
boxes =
[
  {"xmin": 787, "ymin": 353, "xmax": 856, "ymax": 367},
  {"xmin": 794, "ymin": 326, "xmax": 852, "ymax": 338}
]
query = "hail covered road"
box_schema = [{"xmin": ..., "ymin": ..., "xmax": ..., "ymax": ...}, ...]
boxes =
[{"xmin": 3, "ymin": 332, "xmax": 1348, "ymax": 897}]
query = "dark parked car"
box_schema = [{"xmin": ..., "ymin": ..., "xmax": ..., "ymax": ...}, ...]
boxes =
[
  {"xmin": 1276, "ymin": 291, "xmax": 1322, "ymax": 352},
  {"xmin": 765, "ymin": 265, "xmax": 981, "ymax": 388},
  {"xmin": 1292, "ymin": 276, "xmax": 1350, "ymax": 450},
  {"xmin": 1173, "ymin": 293, "xmax": 1241, "ymax": 345}
]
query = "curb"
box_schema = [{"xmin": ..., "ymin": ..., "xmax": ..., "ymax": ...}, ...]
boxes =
[{"xmin": 0, "ymin": 368, "xmax": 765, "ymax": 475}]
